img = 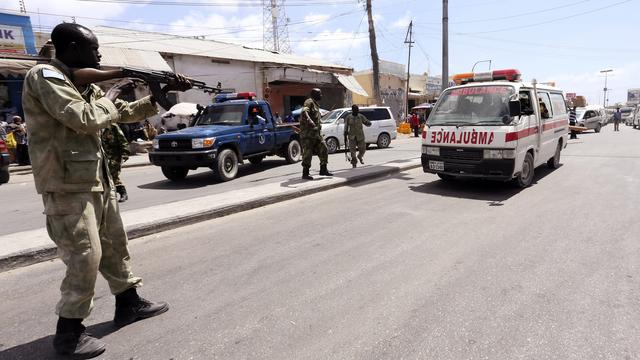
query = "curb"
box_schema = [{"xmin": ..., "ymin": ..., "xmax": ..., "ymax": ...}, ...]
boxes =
[
  {"xmin": 0, "ymin": 161, "xmax": 422, "ymax": 272},
  {"xmin": 9, "ymin": 157, "xmax": 152, "ymax": 174}
]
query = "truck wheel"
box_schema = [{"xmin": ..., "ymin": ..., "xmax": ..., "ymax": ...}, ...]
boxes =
[
  {"xmin": 249, "ymin": 156, "xmax": 264, "ymax": 165},
  {"xmin": 547, "ymin": 141, "xmax": 562, "ymax": 169},
  {"xmin": 285, "ymin": 139, "xmax": 301, "ymax": 164},
  {"xmin": 325, "ymin": 137, "xmax": 339, "ymax": 154},
  {"xmin": 215, "ymin": 149, "xmax": 238, "ymax": 181},
  {"xmin": 595, "ymin": 123, "xmax": 601, "ymax": 133},
  {"xmin": 161, "ymin": 166, "xmax": 189, "ymax": 181},
  {"xmin": 515, "ymin": 152, "xmax": 535, "ymax": 188},
  {"xmin": 377, "ymin": 133, "xmax": 391, "ymax": 148}
]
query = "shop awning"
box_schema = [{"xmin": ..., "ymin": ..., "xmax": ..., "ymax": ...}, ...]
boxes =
[
  {"xmin": 0, "ymin": 59, "xmax": 37, "ymax": 76},
  {"xmin": 99, "ymin": 47, "xmax": 172, "ymax": 72},
  {"xmin": 334, "ymin": 74, "xmax": 368, "ymax": 97}
]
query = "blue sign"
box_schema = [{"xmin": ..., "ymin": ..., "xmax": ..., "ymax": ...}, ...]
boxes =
[{"xmin": 0, "ymin": 13, "xmax": 37, "ymax": 55}]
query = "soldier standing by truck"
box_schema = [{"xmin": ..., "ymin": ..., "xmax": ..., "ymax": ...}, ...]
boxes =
[
  {"xmin": 344, "ymin": 104, "xmax": 371, "ymax": 168},
  {"xmin": 101, "ymin": 123, "xmax": 130, "ymax": 202},
  {"xmin": 300, "ymin": 88, "xmax": 332, "ymax": 180}
]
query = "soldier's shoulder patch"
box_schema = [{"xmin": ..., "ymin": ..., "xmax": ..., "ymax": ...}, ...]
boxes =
[{"xmin": 42, "ymin": 68, "xmax": 66, "ymax": 81}]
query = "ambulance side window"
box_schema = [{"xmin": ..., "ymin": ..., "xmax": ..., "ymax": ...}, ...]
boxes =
[
  {"xmin": 537, "ymin": 92, "xmax": 553, "ymax": 120},
  {"xmin": 519, "ymin": 90, "xmax": 534, "ymax": 114},
  {"xmin": 550, "ymin": 93, "xmax": 567, "ymax": 116}
]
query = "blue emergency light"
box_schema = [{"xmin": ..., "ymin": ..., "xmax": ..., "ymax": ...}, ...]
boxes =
[{"xmin": 215, "ymin": 92, "xmax": 257, "ymax": 102}]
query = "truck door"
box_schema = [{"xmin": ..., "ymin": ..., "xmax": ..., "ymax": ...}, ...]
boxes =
[{"xmin": 259, "ymin": 103, "xmax": 276, "ymax": 150}]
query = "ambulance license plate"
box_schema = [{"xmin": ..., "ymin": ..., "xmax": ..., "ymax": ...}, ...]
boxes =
[{"xmin": 428, "ymin": 160, "xmax": 444, "ymax": 171}]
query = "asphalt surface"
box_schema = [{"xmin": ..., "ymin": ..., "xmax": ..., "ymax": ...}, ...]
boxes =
[
  {"xmin": 1, "ymin": 124, "xmax": 639, "ymax": 359},
  {"xmin": 0, "ymin": 136, "xmax": 421, "ymax": 235}
]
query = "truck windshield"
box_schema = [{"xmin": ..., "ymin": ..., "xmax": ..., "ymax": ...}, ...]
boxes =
[
  {"xmin": 195, "ymin": 104, "xmax": 245, "ymax": 126},
  {"xmin": 429, "ymin": 85, "xmax": 515, "ymax": 126}
]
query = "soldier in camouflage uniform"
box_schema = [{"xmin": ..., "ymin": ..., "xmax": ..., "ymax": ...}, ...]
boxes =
[
  {"xmin": 101, "ymin": 124, "xmax": 130, "ymax": 202},
  {"xmin": 300, "ymin": 88, "xmax": 332, "ymax": 180},
  {"xmin": 22, "ymin": 23, "xmax": 191, "ymax": 359},
  {"xmin": 344, "ymin": 104, "xmax": 371, "ymax": 168}
]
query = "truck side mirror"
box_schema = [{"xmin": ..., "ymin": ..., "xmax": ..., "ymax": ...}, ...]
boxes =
[{"xmin": 508, "ymin": 100, "xmax": 522, "ymax": 117}]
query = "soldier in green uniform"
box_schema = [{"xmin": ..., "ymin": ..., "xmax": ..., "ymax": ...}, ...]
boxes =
[
  {"xmin": 22, "ymin": 23, "xmax": 191, "ymax": 359},
  {"xmin": 101, "ymin": 124, "xmax": 130, "ymax": 202},
  {"xmin": 344, "ymin": 104, "xmax": 372, "ymax": 168},
  {"xmin": 300, "ymin": 88, "xmax": 332, "ymax": 180}
]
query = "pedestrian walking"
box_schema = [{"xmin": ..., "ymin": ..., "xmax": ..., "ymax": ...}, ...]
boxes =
[
  {"xmin": 21, "ymin": 22, "xmax": 192, "ymax": 359},
  {"xmin": 613, "ymin": 107, "xmax": 621, "ymax": 131},
  {"xmin": 300, "ymin": 88, "xmax": 332, "ymax": 180},
  {"xmin": 101, "ymin": 124, "xmax": 130, "ymax": 202},
  {"xmin": 344, "ymin": 104, "xmax": 371, "ymax": 168},
  {"xmin": 569, "ymin": 106, "xmax": 578, "ymax": 139},
  {"xmin": 9, "ymin": 115, "xmax": 30, "ymax": 165},
  {"xmin": 409, "ymin": 112, "xmax": 420, "ymax": 137}
]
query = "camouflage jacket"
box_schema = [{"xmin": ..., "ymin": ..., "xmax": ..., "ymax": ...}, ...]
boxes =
[
  {"xmin": 299, "ymin": 98, "xmax": 322, "ymax": 139},
  {"xmin": 101, "ymin": 124, "xmax": 130, "ymax": 163},
  {"xmin": 344, "ymin": 113, "xmax": 371, "ymax": 140},
  {"xmin": 22, "ymin": 59, "xmax": 158, "ymax": 194}
]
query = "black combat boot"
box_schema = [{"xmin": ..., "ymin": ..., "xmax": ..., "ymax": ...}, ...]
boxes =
[
  {"xmin": 116, "ymin": 185, "xmax": 128, "ymax": 203},
  {"xmin": 113, "ymin": 288, "xmax": 169, "ymax": 328},
  {"xmin": 319, "ymin": 164, "xmax": 333, "ymax": 176},
  {"xmin": 302, "ymin": 167, "xmax": 314, "ymax": 180},
  {"xmin": 358, "ymin": 155, "xmax": 364, "ymax": 165},
  {"xmin": 53, "ymin": 317, "xmax": 106, "ymax": 359}
]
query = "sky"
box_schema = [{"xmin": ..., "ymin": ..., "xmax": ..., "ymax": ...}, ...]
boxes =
[{"xmin": 1, "ymin": 0, "xmax": 638, "ymax": 105}]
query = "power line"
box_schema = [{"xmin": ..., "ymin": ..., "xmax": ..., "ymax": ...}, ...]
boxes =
[
  {"xmin": 73, "ymin": 0, "xmax": 358, "ymax": 6},
  {"xmin": 456, "ymin": 0, "xmax": 633, "ymax": 35}
]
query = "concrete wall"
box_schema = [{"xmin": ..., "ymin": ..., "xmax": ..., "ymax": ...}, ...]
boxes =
[{"xmin": 352, "ymin": 72, "xmax": 406, "ymax": 119}]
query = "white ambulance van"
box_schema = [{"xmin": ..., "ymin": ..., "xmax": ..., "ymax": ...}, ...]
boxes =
[{"xmin": 421, "ymin": 69, "xmax": 568, "ymax": 188}]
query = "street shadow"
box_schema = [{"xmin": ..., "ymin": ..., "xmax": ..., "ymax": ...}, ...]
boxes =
[
  {"xmin": 409, "ymin": 165, "xmax": 559, "ymax": 204},
  {"xmin": 138, "ymin": 159, "xmax": 290, "ymax": 190},
  {"xmin": 279, "ymin": 163, "xmax": 419, "ymax": 189},
  {"xmin": 0, "ymin": 321, "xmax": 117, "ymax": 360}
]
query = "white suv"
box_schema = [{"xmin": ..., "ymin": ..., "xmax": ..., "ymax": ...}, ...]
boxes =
[{"xmin": 320, "ymin": 106, "xmax": 397, "ymax": 153}]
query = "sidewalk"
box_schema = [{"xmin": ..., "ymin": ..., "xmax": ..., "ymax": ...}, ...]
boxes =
[
  {"xmin": 9, "ymin": 152, "xmax": 152, "ymax": 174},
  {"xmin": 0, "ymin": 157, "xmax": 422, "ymax": 271}
]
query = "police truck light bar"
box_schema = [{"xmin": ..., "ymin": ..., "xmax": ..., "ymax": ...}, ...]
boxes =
[
  {"xmin": 215, "ymin": 92, "xmax": 257, "ymax": 102},
  {"xmin": 452, "ymin": 69, "xmax": 521, "ymax": 85}
]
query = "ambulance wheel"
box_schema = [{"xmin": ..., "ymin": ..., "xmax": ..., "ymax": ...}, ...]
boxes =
[
  {"xmin": 215, "ymin": 149, "xmax": 238, "ymax": 182},
  {"xmin": 547, "ymin": 141, "xmax": 562, "ymax": 169},
  {"xmin": 515, "ymin": 152, "xmax": 534, "ymax": 188},
  {"xmin": 325, "ymin": 137, "xmax": 339, "ymax": 154},
  {"xmin": 161, "ymin": 166, "xmax": 188, "ymax": 181},
  {"xmin": 437, "ymin": 173, "xmax": 456, "ymax": 181}
]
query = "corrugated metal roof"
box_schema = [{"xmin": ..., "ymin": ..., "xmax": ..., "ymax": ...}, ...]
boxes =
[
  {"xmin": 93, "ymin": 26, "xmax": 350, "ymax": 72},
  {"xmin": 99, "ymin": 47, "xmax": 172, "ymax": 72}
]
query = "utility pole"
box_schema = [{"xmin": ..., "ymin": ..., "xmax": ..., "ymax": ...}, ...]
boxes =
[
  {"xmin": 19, "ymin": 0, "xmax": 27, "ymax": 13},
  {"xmin": 366, "ymin": 0, "xmax": 381, "ymax": 106},
  {"xmin": 270, "ymin": 0, "xmax": 279, "ymax": 51},
  {"xmin": 441, "ymin": 0, "xmax": 449, "ymax": 93},
  {"xmin": 404, "ymin": 21, "xmax": 414, "ymax": 118},
  {"xmin": 600, "ymin": 68, "xmax": 613, "ymax": 107}
]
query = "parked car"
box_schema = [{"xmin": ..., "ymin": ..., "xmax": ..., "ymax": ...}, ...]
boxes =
[
  {"xmin": 621, "ymin": 107, "xmax": 634, "ymax": 126},
  {"xmin": 632, "ymin": 106, "xmax": 640, "ymax": 129},
  {"xmin": 0, "ymin": 139, "xmax": 10, "ymax": 184},
  {"xmin": 320, "ymin": 106, "xmax": 397, "ymax": 154},
  {"xmin": 575, "ymin": 105, "xmax": 606, "ymax": 133}
]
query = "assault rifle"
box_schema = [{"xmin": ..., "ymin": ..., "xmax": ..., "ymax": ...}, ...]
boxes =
[{"xmin": 73, "ymin": 67, "xmax": 222, "ymax": 94}]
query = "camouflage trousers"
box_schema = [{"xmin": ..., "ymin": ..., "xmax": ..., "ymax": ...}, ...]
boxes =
[
  {"xmin": 348, "ymin": 136, "xmax": 366, "ymax": 165},
  {"xmin": 301, "ymin": 136, "xmax": 328, "ymax": 168},
  {"xmin": 42, "ymin": 183, "xmax": 142, "ymax": 319},
  {"xmin": 107, "ymin": 157, "xmax": 124, "ymax": 187}
]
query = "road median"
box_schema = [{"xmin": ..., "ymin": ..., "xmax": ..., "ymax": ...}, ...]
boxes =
[{"xmin": 0, "ymin": 158, "xmax": 421, "ymax": 272}]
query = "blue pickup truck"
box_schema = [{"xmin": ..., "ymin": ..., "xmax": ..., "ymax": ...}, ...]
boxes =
[{"xmin": 149, "ymin": 92, "xmax": 302, "ymax": 182}]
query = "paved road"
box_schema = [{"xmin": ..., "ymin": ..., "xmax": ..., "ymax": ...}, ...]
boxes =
[
  {"xmin": 1, "ymin": 125, "xmax": 639, "ymax": 359},
  {"xmin": 0, "ymin": 136, "xmax": 422, "ymax": 235}
]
